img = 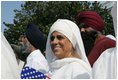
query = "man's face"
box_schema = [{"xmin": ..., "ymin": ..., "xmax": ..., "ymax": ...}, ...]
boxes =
[
  {"xmin": 21, "ymin": 37, "xmax": 28, "ymax": 44},
  {"xmin": 80, "ymin": 27, "xmax": 98, "ymax": 40},
  {"xmin": 80, "ymin": 27, "xmax": 98, "ymax": 56}
]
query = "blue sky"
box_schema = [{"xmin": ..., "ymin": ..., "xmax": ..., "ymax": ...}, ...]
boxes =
[{"xmin": 1, "ymin": 1, "xmax": 25, "ymax": 33}]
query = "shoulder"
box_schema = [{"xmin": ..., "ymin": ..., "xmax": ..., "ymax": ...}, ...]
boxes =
[
  {"xmin": 69, "ymin": 60, "xmax": 91, "ymax": 72},
  {"xmin": 96, "ymin": 36, "xmax": 116, "ymax": 47},
  {"xmin": 26, "ymin": 50, "xmax": 48, "ymax": 69},
  {"xmin": 106, "ymin": 35, "xmax": 116, "ymax": 41},
  {"xmin": 103, "ymin": 36, "xmax": 116, "ymax": 43},
  {"xmin": 68, "ymin": 61, "xmax": 91, "ymax": 79}
]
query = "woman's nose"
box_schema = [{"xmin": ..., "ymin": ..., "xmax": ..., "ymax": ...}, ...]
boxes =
[
  {"xmin": 51, "ymin": 37, "xmax": 58, "ymax": 44},
  {"xmin": 52, "ymin": 37, "xmax": 58, "ymax": 44}
]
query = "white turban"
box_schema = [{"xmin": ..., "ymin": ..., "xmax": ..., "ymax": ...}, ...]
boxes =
[{"xmin": 46, "ymin": 19, "xmax": 90, "ymax": 67}]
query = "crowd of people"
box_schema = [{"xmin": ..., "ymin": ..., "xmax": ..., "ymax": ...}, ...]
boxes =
[{"xmin": 1, "ymin": 3, "xmax": 116, "ymax": 79}]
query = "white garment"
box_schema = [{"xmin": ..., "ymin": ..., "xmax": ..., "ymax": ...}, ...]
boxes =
[
  {"xmin": 92, "ymin": 47, "xmax": 117, "ymax": 79},
  {"xmin": 25, "ymin": 49, "xmax": 49, "ymax": 75},
  {"xmin": 1, "ymin": 33, "xmax": 20, "ymax": 79},
  {"xmin": 50, "ymin": 58, "xmax": 91, "ymax": 79},
  {"xmin": 46, "ymin": 19, "xmax": 91, "ymax": 78},
  {"xmin": 106, "ymin": 35, "xmax": 116, "ymax": 41}
]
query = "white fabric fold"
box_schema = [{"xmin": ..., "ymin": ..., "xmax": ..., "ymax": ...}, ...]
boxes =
[
  {"xmin": 1, "ymin": 33, "xmax": 20, "ymax": 79},
  {"xmin": 50, "ymin": 58, "xmax": 91, "ymax": 79},
  {"xmin": 92, "ymin": 47, "xmax": 117, "ymax": 79},
  {"xmin": 25, "ymin": 49, "xmax": 49, "ymax": 74}
]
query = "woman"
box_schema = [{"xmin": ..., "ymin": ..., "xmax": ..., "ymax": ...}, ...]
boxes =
[{"xmin": 46, "ymin": 19, "xmax": 91, "ymax": 79}]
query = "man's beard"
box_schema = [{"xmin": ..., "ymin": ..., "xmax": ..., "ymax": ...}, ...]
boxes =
[{"xmin": 81, "ymin": 30, "xmax": 98, "ymax": 56}]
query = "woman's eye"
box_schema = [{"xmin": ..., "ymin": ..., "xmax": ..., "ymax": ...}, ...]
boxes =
[
  {"xmin": 50, "ymin": 35, "xmax": 65, "ymax": 41},
  {"xmin": 50, "ymin": 36, "xmax": 54, "ymax": 41},
  {"xmin": 57, "ymin": 35, "xmax": 64, "ymax": 40}
]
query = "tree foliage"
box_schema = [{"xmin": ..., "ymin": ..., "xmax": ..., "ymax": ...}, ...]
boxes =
[{"xmin": 3, "ymin": 1, "xmax": 115, "ymax": 44}]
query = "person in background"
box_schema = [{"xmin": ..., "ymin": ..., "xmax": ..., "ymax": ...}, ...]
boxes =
[
  {"xmin": 19, "ymin": 35, "xmax": 30, "ymax": 53},
  {"xmin": 20, "ymin": 23, "xmax": 50, "ymax": 79},
  {"xmin": 45, "ymin": 19, "xmax": 91, "ymax": 79},
  {"xmin": 11, "ymin": 35, "xmax": 31, "ymax": 63},
  {"xmin": 75, "ymin": 11, "xmax": 116, "ymax": 67}
]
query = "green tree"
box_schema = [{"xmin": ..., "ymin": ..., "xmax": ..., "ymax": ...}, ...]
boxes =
[{"xmin": 3, "ymin": 1, "xmax": 115, "ymax": 44}]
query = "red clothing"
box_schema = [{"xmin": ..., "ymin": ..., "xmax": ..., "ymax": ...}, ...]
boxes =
[{"xmin": 88, "ymin": 36, "xmax": 116, "ymax": 67}]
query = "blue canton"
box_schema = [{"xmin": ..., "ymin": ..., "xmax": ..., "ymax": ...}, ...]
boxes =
[{"xmin": 21, "ymin": 66, "xmax": 46, "ymax": 79}]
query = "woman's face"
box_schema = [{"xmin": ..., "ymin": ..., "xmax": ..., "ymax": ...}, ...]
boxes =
[{"xmin": 50, "ymin": 31, "xmax": 74, "ymax": 59}]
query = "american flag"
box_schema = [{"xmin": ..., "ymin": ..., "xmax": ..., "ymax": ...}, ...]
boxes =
[{"xmin": 21, "ymin": 66, "xmax": 48, "ymax": 79}]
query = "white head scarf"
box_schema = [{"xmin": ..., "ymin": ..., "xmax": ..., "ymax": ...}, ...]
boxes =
[{"xmin": 46, "ymin": 19, "xmax": 90, "ymax": 67}]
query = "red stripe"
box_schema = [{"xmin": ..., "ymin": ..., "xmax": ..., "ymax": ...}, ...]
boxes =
[{"xmin": 46, "ymin": 76, "xmax": 51, "ymax": 79}]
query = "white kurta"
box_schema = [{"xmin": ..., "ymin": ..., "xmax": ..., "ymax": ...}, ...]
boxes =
[
  {"xmin": 25, "ymin": 49, "xmax": 49, "ymax": 75},
  {"xmin": 50, "ymin": 58, "xmax": 91, "ymax": 79},
  {"xmin": 92, "ymin": 47, "xmax": 116, "ymax": 79}
]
